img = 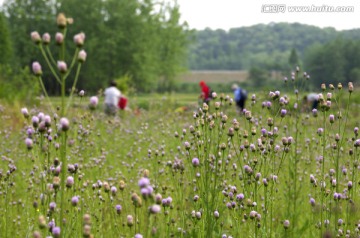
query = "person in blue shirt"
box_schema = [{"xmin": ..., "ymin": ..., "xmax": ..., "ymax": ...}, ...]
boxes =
[{"xmin": 232, "ymin": 84, "xmax": 247, "ymax": 113}]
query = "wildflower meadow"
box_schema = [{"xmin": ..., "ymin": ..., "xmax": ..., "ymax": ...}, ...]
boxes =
[{"xmin": 1, "ymin": 14, "xmax": 360, "ymax": 238}]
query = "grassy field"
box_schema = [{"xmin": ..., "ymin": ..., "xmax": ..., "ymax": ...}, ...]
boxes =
[{"xmin": 1, "ymin": 81, "xmax": 360, "ymax": 238}]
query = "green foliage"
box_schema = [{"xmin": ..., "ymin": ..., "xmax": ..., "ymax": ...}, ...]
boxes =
[
  {"xmin": 115, "ymin": 73, "xmax": 132, "ymax": 95},
  {"xmin": 0, "ymin": 65, "xmax": 40, "ymax": 104},
  {"xmin": 304, "ymin": 38, "xmax": 360, "ymax": 86},
  {"xmin": 248, "ymin": 66, "xmax": 269, "ymax": 87},
  {"xmin": 288, "ymin": 48, "xmax": 300, "ymax": 69},
  {"xmin": 0, "ymin": 12, "xmax": 12, "ymax": 64}
]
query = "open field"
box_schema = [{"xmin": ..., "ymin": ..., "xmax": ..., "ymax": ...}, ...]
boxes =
[{"xmin": 1, "ymin": 82, "xmax": 360, "ymax": 238}]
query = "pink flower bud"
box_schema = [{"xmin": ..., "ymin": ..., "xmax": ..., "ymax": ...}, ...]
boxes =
[
  {"xmin": 78, "ymin": 50, "xmax": 87, "ymax": 62},
  {"xmin": 74, "ymin": 32, "xmax": 85, "ymax": 47},
  {"xmin": 55, "ymin": 32, "xmax": 64, "ymax": 45},
  {"xmin": 42, "ymin": 33, "xmax": 51, "ymax": 44},
  {"xmin": 32, "ymin": 62, "xmax": 42, "ymax": 76},
  {"xmin": 21, "ymin": 108, "xmax": 29, "ymax": 118},
  {"xmin": 89, "ymin": 96, "xmax": 99, "ymax": 109},
  {"xmin": 59, "ymin": 117, "xmax": 70, "ymax": 131},
  {"xmin": 57, "ymin": 61, "xmax": 67, "ymax": 73},
  {"xmin": 31, "ymin": 31, "xmax": 41, "ymax": 44},
  {"xmin": 25, "ymin": 138, "xmax": 33, "ymax": 150}
]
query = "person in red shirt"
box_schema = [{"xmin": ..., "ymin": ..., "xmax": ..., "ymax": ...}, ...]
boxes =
[{"xmin": 199, "ymin": 81, "xmax": 211, "ymax": 104}]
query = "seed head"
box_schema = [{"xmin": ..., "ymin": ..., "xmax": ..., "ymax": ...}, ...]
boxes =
[{"xmin": 56, "ymin": 13, "xmax": 67, "ymax": 28}]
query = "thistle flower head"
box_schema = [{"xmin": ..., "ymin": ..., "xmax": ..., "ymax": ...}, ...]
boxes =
[
  {"xmin": 31, "ymin": 31, "xmax": 41, "ymax": 44},
  {"xmin": 59, "ymin": 117, "xmax": 70, "ymax": 131},
  {"xmin": 21, "ymin": 108, "xmax": 29, "ymax": 118},
  {"xmin": 55, "ymin": 32, "xmax": 64, "ymax": 45},
  {"xmin": 32, "ymin": 62, "xmax": 42, "ymax": 76},
  {"xmin": 42, "ymin": 33, "xmax": 51, "ymax": 44},
  {"xmin": 57, "ymin": 13, "xmax": 67, "ymax": 28},
  {"xmin": 78, "ymin": 50, "xmax": 87, "ymax": 62},
  {"xmin": 89, "ymin": 96, "xmax": 98, "ymax": 109},
  {"xmin": 57, "ymin": 61, "xmax": 67, "ymax": 73},
  {"xmin": 74, "ymin": 32, "xmax": 86, "ymax": 47}
]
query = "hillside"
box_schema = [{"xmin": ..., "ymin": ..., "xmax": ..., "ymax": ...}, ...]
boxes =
[{"xmin": 187, "ymin": 22, "xmax": 360, "ymax": 70}]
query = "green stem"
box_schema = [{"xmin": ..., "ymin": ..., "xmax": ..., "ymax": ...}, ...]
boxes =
[
  {"xmin": 65, "ymin": 63, "xmax": 82, "ymax": 112},
  {"xmin": 38, "ymin": 76, "xmax": 56, "ymax": 114},
  {"xmin": 59, "ymin": 131, "xmax": 68, "ymax": 237},
  {"xmin": 39, "ymin": 44, "xmax": 61, "ymax": 84}
]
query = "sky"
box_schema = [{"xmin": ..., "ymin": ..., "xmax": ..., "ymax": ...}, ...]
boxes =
[{"xmin": 165, "ymin": 0, "xmax": 360, "ymax": 31}]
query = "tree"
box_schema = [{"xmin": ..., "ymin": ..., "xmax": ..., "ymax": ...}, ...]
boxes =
[
  {"xmin": 0, "ymin": 12, "xmax": 12, "ymax": 65},
  {"xmin": 248, "ymin": 66, "xmax": 269, "ymax": 87},
  {"xmin": 288, "ymin": 48, "xmax": 299, "ymax": 68}
]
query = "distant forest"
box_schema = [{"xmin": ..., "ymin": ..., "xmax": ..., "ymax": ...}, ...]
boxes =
[{"xmin": 187, "ymin": 23, "xmax": 360, "ymax": 86}]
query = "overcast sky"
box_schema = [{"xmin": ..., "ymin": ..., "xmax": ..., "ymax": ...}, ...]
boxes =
[{"xmin": 167, "ymin": 0, "xmax": 360, "ymax": 31}]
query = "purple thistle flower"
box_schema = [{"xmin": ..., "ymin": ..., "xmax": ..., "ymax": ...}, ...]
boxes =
[
  {"xmin": 149, "ymin": 204, "xmax": 161, "ymax": 214},
  {"xmin": 59, "ymin": 117, "xmax": 70, "ymax": 131},
  {"xmin": 236, "ymin": 193, "xmax": 244, "ymax": 201},
  {"xmin": 52, "ymin": 226, "xmax": 61, "ymax": 238},
  {"xmin": 354, "ymin": 127, "xmax": 359, "ymax": 136},
  {"xmin": 317, "ymin": 128, "xmax": 324, "ymax": 136},
  {"xmin": 354, "ymin": 139, "xmax": 360, "ymax": 147},
  {"xmin": 192, "ymin": 158, "xmax": 200, "ymax": 167},
  {"xmin": 138, "ymin": 177, "xmax": 150, "ymax": 188},
  {"xmin": 66, "ymin": 176, "xmax": 74, "ymax": 187},
  {"xmin": 71, "ymin": 196, "xmax": 79, "ymax": 206},
  {"xmin": 89, "ymin": 96, "xmax": 98, "ymax": 109},
  {"xmin": 283, "ymin": 220, "xmax": 290, "ymax": 229},
  {"xmin": 25, "ymin": 138, "xmax": 33, "ymax": 150},
  {"xmin": 134, "ymin": 234, "xmax": 143, "ymax": 238},
  {"xmin": 49, "ymin": 202, "xmax": 56, "ymax": 211},
  {"xmin": 309, "ymin": 198, "xmax": 315, "ymax": 206},
  {"xmin": 21, "ymin": 108, "xmax": 29, "ymax": 118},
  {"xmin": 115, "ymin": 204, "xmax": 122, "ymax": 214},
  {"xmin": 111, "ymin": 186, "xmax": 117, "ymax": 195},
  {"xmin": 312, "ymin": 108, "xmax": 318, "ymax": 117}
]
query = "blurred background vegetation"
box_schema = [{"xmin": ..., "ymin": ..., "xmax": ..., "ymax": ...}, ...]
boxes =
[{"xmin": 0, "ymin": 0, "xmax": 360, "ymax": 104}]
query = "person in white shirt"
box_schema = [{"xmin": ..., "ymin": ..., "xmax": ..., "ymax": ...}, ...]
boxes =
[
  {"xmin": 302, "ymin": 93, "xmax": 319, "ymax": 112},
  {"xmin": 104, "ymin": 80, "xmax": 121, "ymax": 115}
]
